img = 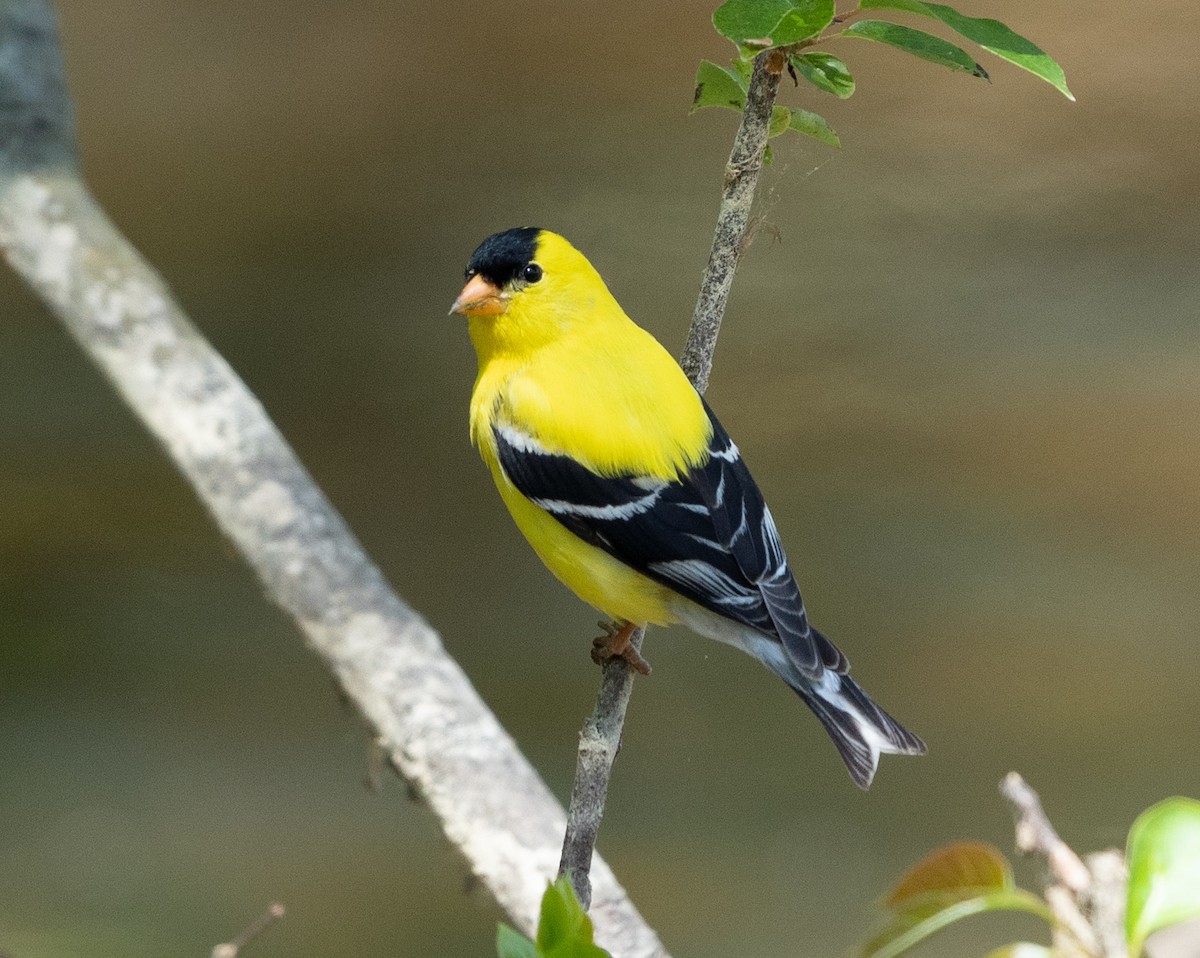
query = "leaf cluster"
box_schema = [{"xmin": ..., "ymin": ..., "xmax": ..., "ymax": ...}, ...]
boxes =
[
  {"xmin": 693, "ymin": 0, "xmax": 1072, "ymax": 149},
  {"xmin": 863, "ymin": 798, "xmax": 1200, "ymax": 958}
]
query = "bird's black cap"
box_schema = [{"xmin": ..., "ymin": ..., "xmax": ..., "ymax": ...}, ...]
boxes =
[{"xmin": 465, "ymin": 227, "xmax": 542, "ymax": 286}]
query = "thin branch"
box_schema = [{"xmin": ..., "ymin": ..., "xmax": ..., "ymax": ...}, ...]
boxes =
[
  {"xmin": 1045, "ymin": 885, "xmax": 1101, "ymax": 958},
  {"xmin": 211, "ymin": 902, "xmax": 286, "ymax": 958},
  {"xmin": 1000, "ymin": 772, "xmax": 1095, "ymax": 958},
  {"xmin": 1000, "ymin": 771, "xmax": 1091, "ymax": 893},
  {"xmin": 682, "ymin": 48, "xmax": 786, "ymax": 392},
  {"xmin": 558, "ymin": 47, "xmax": 786, "ymax": 908},
  {"xmin": 1000, "ymin": 772, "xmax": 1130, "ymax": 958},
  {"xmin": 559, "ymin": 627, "xmax": 645, "ymax": 909},
  {"xmin": 0, "ymin": 2, "xmax": 667, "ymax": 955}
]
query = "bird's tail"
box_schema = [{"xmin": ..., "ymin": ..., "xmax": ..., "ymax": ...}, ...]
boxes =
[
  {"xmin": 793, "ymin": 667, "xmax": 926, "ymax": 789},
  {"xmin": 754, "ymin": 632, "xmax": 926, "ymax": 789}
]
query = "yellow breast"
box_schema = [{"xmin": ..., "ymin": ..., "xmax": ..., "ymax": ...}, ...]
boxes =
[
  {"xmin": 464, "ymin": 229, "xmax": 711, "ymax": 626},
  {"xmin": 481, "ymin": 444, "xmax": 680, "ymax": 626}
]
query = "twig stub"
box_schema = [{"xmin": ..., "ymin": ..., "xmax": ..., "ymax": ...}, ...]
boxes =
[{"xmin": 211, "ymin": 902, "xmax": 286, "ymax": 958}]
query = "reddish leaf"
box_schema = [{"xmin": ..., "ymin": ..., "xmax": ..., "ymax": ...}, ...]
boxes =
[{"xmin": 886, "ymin": 841, "xmax": 1013, "ymax": 907}]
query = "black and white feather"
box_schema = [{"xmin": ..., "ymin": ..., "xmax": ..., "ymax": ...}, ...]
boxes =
[{"xmin": 493, "ymin": 399, "xmax": 925, "ymax": 788}]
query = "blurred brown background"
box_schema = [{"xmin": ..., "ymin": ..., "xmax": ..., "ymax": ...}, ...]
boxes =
[{"xmin": 2, "ymin": 1, "xmax": 1197, "ymax": 956}]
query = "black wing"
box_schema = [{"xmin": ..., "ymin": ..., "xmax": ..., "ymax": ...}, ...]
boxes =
[{"xmin": 493, "ymin": 400, "xmax": 846, "ymax": 677}]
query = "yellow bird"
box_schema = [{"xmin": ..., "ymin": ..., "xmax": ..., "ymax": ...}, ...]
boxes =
[{"xmin": 451, "ymin": 227, "xmax": 925, "ymax": 787}]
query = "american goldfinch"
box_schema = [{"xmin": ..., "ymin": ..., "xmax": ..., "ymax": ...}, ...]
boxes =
[{"xmin": 451, "ymin": 227, "xmax": 925, "ymax": 787}]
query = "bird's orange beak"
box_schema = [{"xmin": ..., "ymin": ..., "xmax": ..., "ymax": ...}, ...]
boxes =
[{"xmin": 450, "ymin": 275, "xmax": 508, "ymax": 317}]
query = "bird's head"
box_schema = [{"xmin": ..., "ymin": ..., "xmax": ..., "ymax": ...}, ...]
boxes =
[
  {"xmin": 451, "ymin": 229, "xmax": 614, "ymax": 352},
  {"xmin": 451, "ymin": 226, "xmax": 543, "ymax": 318}
]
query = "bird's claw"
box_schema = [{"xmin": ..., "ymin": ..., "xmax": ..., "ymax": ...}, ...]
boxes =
[{"xmin": 591, "ymin": 620, "xmax": 652, "ymax": 675}]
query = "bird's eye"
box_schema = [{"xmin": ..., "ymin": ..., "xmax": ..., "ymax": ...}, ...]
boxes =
[
  {"xmin": 522, "ymin": 263, "xmax": 543, "ymax": 284},
  {"xmin": 465, "ymin": 267, "xmax": 477, "ymax": 280}
]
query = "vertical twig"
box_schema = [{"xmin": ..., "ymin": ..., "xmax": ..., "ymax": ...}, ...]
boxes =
[
  {"xmin": 558, "ymin": 48, "xmax": 787, "ymax": 908},
  {"xmin": 682, "ymin": 48, "xmax": 786, "ymax": 391},
  {"xmin": 558, "ymin": 627, "xmax": 645, "ymax": 909}
]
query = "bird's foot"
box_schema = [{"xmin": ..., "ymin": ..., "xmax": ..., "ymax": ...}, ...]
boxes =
[{"xmin": 591, "ymin": 620, "xmax": 652, "ymax": 675}]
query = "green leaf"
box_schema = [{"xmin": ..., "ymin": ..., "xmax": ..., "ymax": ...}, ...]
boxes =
[
  {"xmin": 497, "ymin": 924, "xmax": 540, "ymax": 958},
  {"xmin": 768, "ymin": 105, "xmax": 792, "ymax": 137},
  {"xmin": 787, "ymin": 107, "xmax": 840, "ymax": 146},
  {"xmin": 692, "ymin": 59, "xmax": 748, "ymax": 113},
  {"xmin": 858, "ymin": 0, "xmax": 1073, "ymax": 99},
  {"xmin": 536, "ymin": 877, "xmax": 583, "ymax": 951},
  {"xmin": 790, "ymin": 52, "xmax": 856, "ymax": 98},
  {"xmin": 843, "ymin": 21, "xmax": 986, "ymax": 78},
  {"xmin": 1126, "ymin": 797, "xmax": 1200, "ymax": 956},
  {"xmin": 887, "ymin": 841, "xmax": 1013, "ymax": 906},
  {"xmin": 534, "ymin": 877, "xmax": 612, "ymax": 958},
  {"xmin": 982, "ymin": 946, "xmax": 1053, "ymax": 958},
  {"xmin": 863, "ymin": 889, "xmax": 1052, "ymax": 958},
  {"xmin": 713, "ymin": 0, "xmax": 836, "ymax": 48}
]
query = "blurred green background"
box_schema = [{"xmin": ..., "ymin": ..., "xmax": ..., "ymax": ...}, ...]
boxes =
[{"xmin": 2, "ymin": 1, "xmax": 1198, "ymax": 956}]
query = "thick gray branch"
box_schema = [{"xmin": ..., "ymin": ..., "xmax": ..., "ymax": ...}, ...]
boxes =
[{"xmin": 0, "ymin": 2, "xmax": 667, "ymax": 954}]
